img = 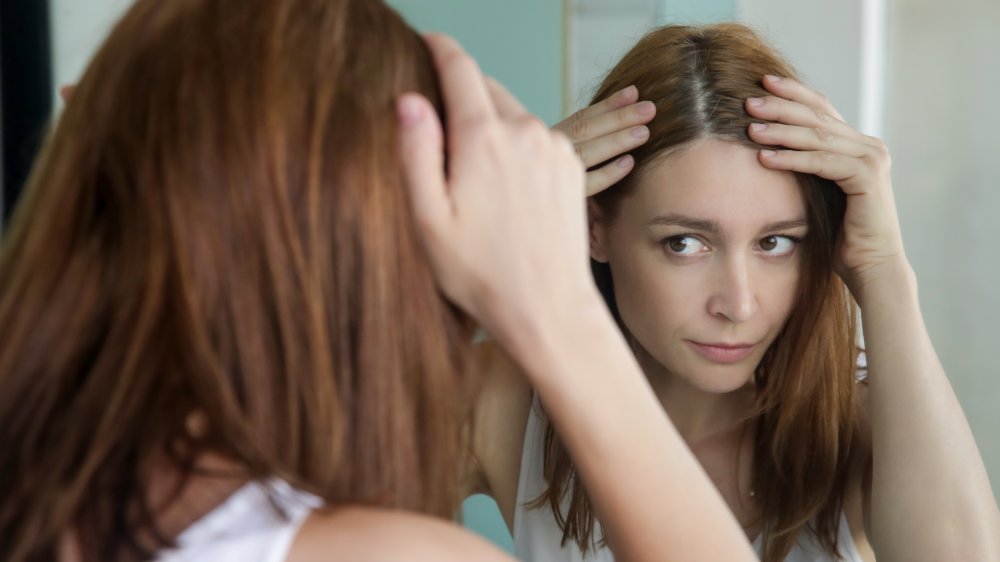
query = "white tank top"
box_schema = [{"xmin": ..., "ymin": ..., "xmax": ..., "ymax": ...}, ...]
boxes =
[
  {"xmin": 512, "ymin": 398, "xmax": 864, "ymax": 562},
  {"xmin": 157, "ymin": 479, "xmax": 322, "ymax": 562}
]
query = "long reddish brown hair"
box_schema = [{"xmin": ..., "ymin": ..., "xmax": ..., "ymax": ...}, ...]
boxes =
[
  {"xmin": 536, "ymin": 23, "xmax": 862, "ymax": 562},
  {"xmin": 0, "ymin": 0, "xmax": 476, "ymax": 560}
]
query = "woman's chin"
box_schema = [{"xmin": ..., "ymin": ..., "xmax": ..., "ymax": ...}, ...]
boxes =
[{"xmin": 683, "ymin": 366, "xmax": 756, "ymax": 395}]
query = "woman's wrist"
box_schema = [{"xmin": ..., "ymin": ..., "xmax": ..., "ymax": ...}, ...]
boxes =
[
  {"xmin": 849, "ymin": 253, "xmax": 918, "ymax": 312},
  {"xmin": 486, "ymin": 283, "xmax": 625, "ymax": 390}
]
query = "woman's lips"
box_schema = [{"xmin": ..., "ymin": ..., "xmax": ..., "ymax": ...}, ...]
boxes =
[{"xmin": 686, "ymin": 341, "xmax": 758, "ymax": 363}]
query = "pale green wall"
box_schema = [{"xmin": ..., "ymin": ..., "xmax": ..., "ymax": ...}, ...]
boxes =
[
  {"xmin": 462, "ymin": 493, "xmax": 514, "ymax": 553},
  {"xmin": 657, "ymin": 0, "xmax": 737, "ymax": 24},
  {"xmin": 388, "ymin": 0, "xmax": 564, "ymax": 125}
]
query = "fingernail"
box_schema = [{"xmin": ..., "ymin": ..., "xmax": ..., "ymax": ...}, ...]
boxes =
[
  {"xmin": 636, "ymin": 101, "xmax": 656, "ymax": 117},
  {"xmin": 750, "ymin": 122, "xmax": 768, "ymax": 132},
  {"xmin": 765, "ymin": 75, "xmax": 782, "ymax": 83},
  {"xmin": 631, "ymin": 126, "xmax": 649, "ymax": 139},
  {"xmin": 747, "ymin": 97, "xmax": 764, "ymax": 107},
  {"xmin": 397, "ymin": 95, "xmax": 423, "ymax": 127},
  {"xmin": 760, "ymin": 149, "xmax": 777, "ymax": 157},
  {"xmin": 617, "ymin": 155, "xmax": 634, "ymax": 168},
  {"xmin": 621, "ymin": 85, "xmax": 638, "ymax": 100}
]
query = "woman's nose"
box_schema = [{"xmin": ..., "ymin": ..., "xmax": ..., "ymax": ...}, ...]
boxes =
[{"xmin": 706, "ymin": 257, "xmax": 759, "ymax": 323}]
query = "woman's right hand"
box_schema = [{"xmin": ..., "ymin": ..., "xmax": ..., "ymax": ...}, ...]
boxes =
[
  {"xmin": 397, "ymin": 34, "xmax": 597, "ymax": 349},
  {"xmin": 552, "ymin": 86, "xmax": 656, "ymax": 196}
]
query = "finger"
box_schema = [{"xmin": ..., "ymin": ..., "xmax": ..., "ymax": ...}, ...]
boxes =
[
  {"xmin": 424, "ymin": 34, "xmax": 496, "ymax": 131},
  {"xmin": 747, "ymin": 122, "xmax": 870, "ymax": 159},
  {"xmin": 569, "ymin": 84, "xmax": 640, "ymax": 124},
  {"xmin": 745, "ymin": 95, "xmax": 862, "ymax": 142},
  {"xmin": 757, "ymin": 149, "xmax": 868, "ymax": 193},
  {"xmin": 485, "ymin": 76, "xmax": 529, "ymax": 119},
  {"xmin": 556, "ymin": 99, "xmax": 656, "ymax": 143},
  {"xmin": 586, "ymin": 155, "xmax": 635, "ymax": 197},
  {"xmin": 397, "ymin": 93, "xmax": 450, "ymax": 232},
  {"xmin": 761, "ymin": 75, "xmax": 844, "ymax": 122},
  {"xmin": 575, "ymin": 124, "xmax": 649, "ymax": 169}
]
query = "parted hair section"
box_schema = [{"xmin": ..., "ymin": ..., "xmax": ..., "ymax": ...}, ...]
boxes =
[
  {"xmin": 0, "ymin": 0, "xmax": 478, "ymax": 560},
  {"xmin": 538, "ymin": 23, "xmax": 863, "ymax": 562}
]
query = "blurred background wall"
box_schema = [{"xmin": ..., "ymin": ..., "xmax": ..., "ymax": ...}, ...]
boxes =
[
  {"xmin": 3, "ymin": 0, "xmax": 996, "ymax": 554},
  {"xmin": 881, "ymin": 0, "xmax": 1000, "ymax": 505}
]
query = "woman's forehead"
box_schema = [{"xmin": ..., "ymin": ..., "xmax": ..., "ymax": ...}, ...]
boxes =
[{"xmin": 624, "ymin": 139, "xmax": 806, "ymax": 227}]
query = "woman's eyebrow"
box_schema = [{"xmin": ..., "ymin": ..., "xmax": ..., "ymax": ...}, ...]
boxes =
[
  {"xmin": 761, "ymin": 219, "xmax": 808, "ymax": 232},
  {"xmin": 645, "ymin": 213, "xmax": 718, "ymax": 232},
  {"xmin": 645, "ymin": 214, "xmax": 808, "ymax": 233}
]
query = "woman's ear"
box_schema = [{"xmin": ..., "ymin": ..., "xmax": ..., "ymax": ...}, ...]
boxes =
[{"xmin": 588, "ymin": 200, "xmax": 610, "ymax": 264}]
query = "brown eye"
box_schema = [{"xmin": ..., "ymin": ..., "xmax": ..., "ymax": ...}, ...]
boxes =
[
  {"xmin": 663, "ymin": 235, "xmax": 707, "ymax": 256},
  {"xmin": 667, "ymin": 237, "xmax": 689, "ymax": 252},
  {"xmin": 758, "ymin": 235, "xmax": 798, "ymax": 256}
]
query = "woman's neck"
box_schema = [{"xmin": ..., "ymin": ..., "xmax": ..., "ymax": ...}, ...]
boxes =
[{"xmin": 631, "ymin": 342, "xmax": 756, "ymax": 446}]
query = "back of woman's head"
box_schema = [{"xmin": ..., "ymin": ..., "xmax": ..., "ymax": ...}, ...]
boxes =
[
  {"xmin": 0, "ymin": 0, "xmax": 472, "ymax": 559},
  {"xmin": 541, "ymin": 24, "xmax": 861, "ymax": 562}
]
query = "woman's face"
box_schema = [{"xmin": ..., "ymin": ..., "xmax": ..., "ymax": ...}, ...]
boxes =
[{"xmin": 591, "ymin": 138, "xmax": 806, "ymax": 393}]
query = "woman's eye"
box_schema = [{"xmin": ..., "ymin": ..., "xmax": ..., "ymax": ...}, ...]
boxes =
[
  {"xmin": 664, "ymin": 235, "xmax": 708, "ymax": 255},
  {"xmin": 759, "ymin": 235, "xmax": 798, "ymax": 256}
]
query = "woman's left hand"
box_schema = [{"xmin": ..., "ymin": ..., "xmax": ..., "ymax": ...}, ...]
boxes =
[{"xmin": 744, "ymin": 75, "xmax": 906, "ymax": 296}]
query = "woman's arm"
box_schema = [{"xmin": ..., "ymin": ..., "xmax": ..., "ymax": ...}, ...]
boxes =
[
  {"xmin": 398, "ymin": 33, "xmax": 757, "ymax": 562},
  {"xmin": 746, "ymin": 75, "xmax": 1000, "ymax": 562},
  {"xmin": 463, "ymin": 89, "xmax": 658, "ymax": 527},
  {"xmin": 854, "ymin": 259, "xmax": 999, "ymax": 561}
]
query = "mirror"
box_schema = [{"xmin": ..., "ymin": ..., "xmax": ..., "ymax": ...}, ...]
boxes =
[{"xmin": 6, "ymin": 0, "xmax": 997, "ymax": 557}]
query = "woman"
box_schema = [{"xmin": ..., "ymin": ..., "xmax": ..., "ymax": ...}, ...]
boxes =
[
  {"xmin": 0, "ymin": 1, "xmax": 758, "ymax": 561},
  {"xmin": 466, "ymin": 23, "xmax": 999, "ymax": 562}
]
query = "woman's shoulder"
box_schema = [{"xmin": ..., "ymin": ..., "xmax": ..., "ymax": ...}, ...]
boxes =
[
  {"xmin": 287, "ymin": 506, "xmax": 513, "ymax": 562},
  {"xmin": 466, "ymin": 339, "xmax": 534, "ymax": 523},
  {"xmin": 471, "ymin": 338, "xmax": 534, "ymax": 452}
]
